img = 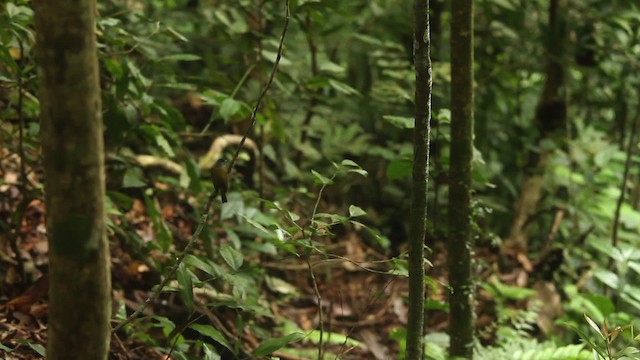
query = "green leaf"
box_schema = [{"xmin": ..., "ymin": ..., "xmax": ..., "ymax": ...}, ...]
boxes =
[
  {"xmin": 253, "ymin": 332, "xmax": 305, "ymax": 356},
  {"xmin": 104, "ymin": 58, "xmax": 124, "ymax": 80},
  {"xmin": 116, "ymin": 300, "xmax": 127, "ymax": 320},
  {"xmin": 190, "ymin": 324, "xmax": 232, "ymax": 351},
  {"xmin": 13, "ymin": 339, "xmax": 45, "ymax": 356},
  {"xmin": 593, "ymin": 268, "xmax": 619, "ymax": 289},
  {"xmin": 489, "ymin": 0, "xmax": 517, "ymax": 11},
  {"xmin": 262, "ymin": 49, "xmax": 292, "ymax": 66},
  {"xmin": 203, "ymin": 343, "xmax": 221, "ymax": 360},
  {"xmin": 158, "ymin": 54, "xmax": 202, "ymax": 62},
  {"xmin": 0, "ymin": 342, "xmax": 13, "ymax": 352},
  {"xmin": 341, "ymin": 159, "xmax": 359, "ymax": 167},
  {"xmin": 30, "ymin": 343, "xmax": 46, "ymax": 356},
  {"xmin": 184, "ymin": 254, "xmax": 220, "ymax": 277},
  {"xmin": 122, "ymin": 168, "xmax": 147, "ymax": 188},
  {"xmin": 166, "ymin": 25, "xmax": 189, "ymax": 42},
  {"xmin": 339, "ymin": 159, "xmax": 368, "ymax": 176},
  {"xmin": 349, "ymin": 205, "xmax": 366, "ymax": 218},
  {"xmin": 155, "ymin": 134, "xmax": 175, "ymax": 157},
  {"xmin": 311, "ymin": 170, "xmax": 333, "ymax": 185},
  {"xmin": 185, "ymin": 158, "xmax": 202, "ymax": 192},
  {"xmin": 319, "ymin": 61, "xmax": 345, "ymax": 74},
  {"xmin": 387, "ymin": 159, "xmax": 412, "ymax": 180},
  {"xmin": 584, "ymin": 294, "xmax": 615, "ymax": 318},
  {"xmin": 177, "ymin": 263, "xmax": 194, "ymax": 311},
  {"xmin": 219, "ymin": 98, "xmax": 241, "ymax": 122},
  {"xmin": 584, "ymin": 314, "xmax": 605, "ymax": 339},
  {"xmin": 490, "ymin": 275, "xmax": 536, "ymax": 300},
  {"xmin": 328, "ymin": 79, "xmax": 359, "ymax": 95},
  {"xmin": 383, "ymin": 115, "xmax": 414, "ymax": 129},
  {"xmin": 265, "ymin": 276, "xmax": 299, "ymax": 296},
  {"xmin": 220, "ymin": 244, "xmax": 243, "ymax": 271}
]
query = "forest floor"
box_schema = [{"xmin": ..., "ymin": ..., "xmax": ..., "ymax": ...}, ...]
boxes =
[{"xmin": 0, "ymin": 159, "xmax": 538, "ymax": 359}]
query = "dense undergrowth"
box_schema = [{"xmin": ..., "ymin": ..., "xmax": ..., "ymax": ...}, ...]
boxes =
[{"xmin": 1, "ymin": 0, "xmax": 640, "ymax": 359}]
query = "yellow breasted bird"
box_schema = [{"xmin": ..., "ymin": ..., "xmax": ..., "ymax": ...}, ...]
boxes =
[{"xmin": 211, "ymin": 158, "xmax": 228, "ymax": 203}]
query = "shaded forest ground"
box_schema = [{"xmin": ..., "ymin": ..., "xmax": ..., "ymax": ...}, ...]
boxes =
[{"xmin": 0, "ymin": 150, "xmax": 549, "ymax": 359}]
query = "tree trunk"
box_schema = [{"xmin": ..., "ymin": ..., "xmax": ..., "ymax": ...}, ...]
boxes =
[
  {"xmin": 504, "ymin": 0, "xmax": 567, "ymax": 254},
  {"xmin": 448, "ymin": 0, "xmax": 475, "ymax": 357},
  {"xmin": 33, "ymin": 1, "xmax": 112, "ymax": 359},
  {"xmin": 406, "ymin": 0, "xmax": 432, "ymax": 359}
]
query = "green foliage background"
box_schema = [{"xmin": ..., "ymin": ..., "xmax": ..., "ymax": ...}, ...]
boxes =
[{"xmin": 2, "ymin": 0, "xmax": 640, "ymax": 358}]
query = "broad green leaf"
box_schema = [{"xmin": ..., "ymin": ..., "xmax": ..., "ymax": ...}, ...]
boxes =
[
  {"xmin": 158, "ymin": 54, "xmax": 202, "ymax": 62},
  {"xmin": 265, "ymin": 276, "xmax": 299, "ymax": 296},
  {"xmin": 383, "ymin": 115, "xmax": 414, "ymax": 129},
  {"xmin": 190, "ymin": 324, "xmax": 232, "ymax": 351},
  {"xmin": 311, "ymin": 170, "xmax": 333, "ymax": 185},
  {"xmin": 185, "ymin": 158, "xmax": 202, "ymax": 193},
  {"xmin": 219, "ymin": 97, "xmax": 242, "ymax": 121},
  {"xmin": 220, "ymin": 244, "xmax": 243, "ymax": 271},
  {"xmin": 341, "ymin": 159, "xmax": 359, "ymax": 167},
  {"xmin": 349, "ymin": 205, "xmax": 366, "ymax": 217},
  {"xmin": 254, "ymin": 332, "xmax": 304, "ymax": 356},
  {"xmin": 490, "ymin": 275, "xmax": 536, "ymax": 300},
  {"xmin": 177, "ymin": 263, "xmax": 194, "ymax": 311},
  {"xmin": 155, "ymin": 134, "xmax": 175, "ymax": 157},
  {"xmin": 328, "ymin": 79, "xmax": 359, "ymax": 95},
  {"xmin": 203, "ymin": 343, "xmax": 221, "ymax": 360},
  {"xmin": 319, "ymin": 61, "xmax": 345, "ymax": 74},
  {"xmin": 0, "ymin": 342, "xmax": 13, "ymax": 352},
  {"xmin": 339, "ymin": 159, "xmax": 368, "ymax": 176},
  {"xmin": 261, "ymin": 49, "xmax": 292, "ymax": 66},
  {"xmin": 30, "ymin": 343, "xmax": 46, "ymax": 356},
  {"xmin": 592, "ymin": 268, "xmax": 619, "ymax": 289},
  {"xmin": 14, "ymin": 340, "xmax": 45, "ymax": 356},
  {"xmin": 184, "ymin": 254, "xmax": 220, "ymax": 277},
  {"xmin": 387, "ymin": 159, "xmax": 412, "ymax": 180},
  {"xmin": 122, "ymin": 168, "xmax": 147, "ymax": 188}
]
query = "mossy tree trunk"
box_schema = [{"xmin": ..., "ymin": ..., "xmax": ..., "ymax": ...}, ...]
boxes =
[
  {"xmin": 448, "ymin": 0, "xmax": 475, "ymax": 357},
  {"xmin": 406, "ymin": 0, "xmax": 432, "ymax": 359},
  {"xmin": 33, "ymin": 1, "xmax": 111, "ymax": 359}
]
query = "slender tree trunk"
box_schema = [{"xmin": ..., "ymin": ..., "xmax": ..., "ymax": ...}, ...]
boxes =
[
  {"xmin": 448, "ymin": 0, "xmax": 474, "ymax": 357},
  {"xmin": 406, "ymin": 0, "xmax": 432, "ymax": 358},
  {"xmin": 505, "ymin": 0, "xmax": 567, "ymax": 254},
  {"xmin": 33, "ymin": 1, "xmax": 112, "ymax": 359}
]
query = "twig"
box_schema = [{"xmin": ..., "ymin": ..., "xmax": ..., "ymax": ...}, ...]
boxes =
[{"xmin": 227, "ymin": 0, "xmax": 290, "ymax": 175}]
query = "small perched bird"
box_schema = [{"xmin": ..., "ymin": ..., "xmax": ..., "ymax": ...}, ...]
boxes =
[{"xmin": 211, "ymin": 158, "xmax": 229, "ymax": 203}]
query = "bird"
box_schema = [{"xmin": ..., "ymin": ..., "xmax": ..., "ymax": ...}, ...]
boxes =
[{"xmin": 211, "ymin": 158, "xmax": 228, "ymax": 203}]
